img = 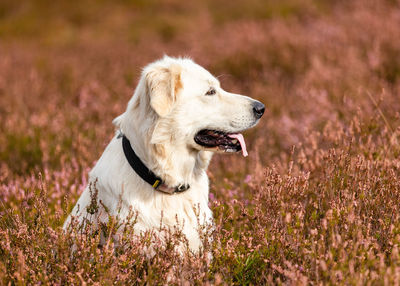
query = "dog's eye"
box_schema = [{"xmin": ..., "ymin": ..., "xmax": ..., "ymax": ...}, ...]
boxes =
[{"xmin": 205, "ymin": 88, "xmax": 216, "ymax": 96}]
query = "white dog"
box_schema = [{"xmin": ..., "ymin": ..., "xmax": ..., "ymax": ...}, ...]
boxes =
[{"xmin": 64, "ymin": 56, "xmax": 265, "ymax": 253}]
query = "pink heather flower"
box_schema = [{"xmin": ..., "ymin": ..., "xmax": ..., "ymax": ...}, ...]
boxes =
[
  {"xmin": 209, "ymin": 192, "xmax": 215, "ymax": 201},
  {"xmin": 244, "ymin": 175, "xmax": 252, "ymax": 183}
]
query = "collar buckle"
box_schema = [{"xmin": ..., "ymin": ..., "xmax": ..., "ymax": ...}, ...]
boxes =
[{"xmin": 175, "ymin": 183, "xmax": 190, "ymax": 193}]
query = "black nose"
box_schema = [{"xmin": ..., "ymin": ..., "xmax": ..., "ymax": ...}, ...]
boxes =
[{"xmin": 252, "ymin": 101, "xmax": 265, "ymax": 119}]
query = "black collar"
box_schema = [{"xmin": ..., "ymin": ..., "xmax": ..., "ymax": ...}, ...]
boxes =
[{"xmin": 120, "ymin": 133, "xmax": 190, "ymax": 194}]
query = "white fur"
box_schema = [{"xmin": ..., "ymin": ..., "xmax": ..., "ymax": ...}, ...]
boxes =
[{"xmin": 64, "ymin": 56, "xmax": 262, "ymax": 253}]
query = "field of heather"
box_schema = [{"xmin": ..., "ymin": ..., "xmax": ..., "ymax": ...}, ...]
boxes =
[{"xmin": 1, "ymin": 0, "xmax": 400, "ymax": 284}]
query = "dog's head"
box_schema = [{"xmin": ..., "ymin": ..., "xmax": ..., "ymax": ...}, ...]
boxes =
[{"xmin": 115, "ymin": 56, "xmax": 265, "ymax": 157}]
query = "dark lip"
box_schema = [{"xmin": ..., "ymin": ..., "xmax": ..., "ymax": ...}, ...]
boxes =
[{"xmin": 194, "ymin": 129, "xmax": 242, "ymax": 152}]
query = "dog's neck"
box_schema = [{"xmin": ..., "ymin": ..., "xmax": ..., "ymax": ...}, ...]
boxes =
[{"xmin": 120, "ymin": 112, "xmax": 212, "ymax": 189}]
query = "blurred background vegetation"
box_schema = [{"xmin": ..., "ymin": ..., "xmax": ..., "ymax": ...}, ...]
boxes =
[{"xmin": 0, "ymin": 0, "xmax": 337, "ymax": 44}]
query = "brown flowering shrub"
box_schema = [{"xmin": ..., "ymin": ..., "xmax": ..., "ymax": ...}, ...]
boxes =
[{"xmin": 1, "ymin": 0, "xmax": 400, "ymax": 284}]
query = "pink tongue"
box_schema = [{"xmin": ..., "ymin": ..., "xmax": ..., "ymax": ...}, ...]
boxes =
[{"xmin": 228, "ymin": 133, "xmax": 248, "ymax": 157}]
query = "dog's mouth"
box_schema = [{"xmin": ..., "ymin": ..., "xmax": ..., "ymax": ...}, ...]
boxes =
[{"xmin": 194, "ymin": 129, "xmax": 248, "ymax": 157}]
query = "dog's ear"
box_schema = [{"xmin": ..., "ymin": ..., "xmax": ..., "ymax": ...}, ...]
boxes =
[{"xmin": 145, "ymin": 63, "xmax": 182, "ymax": 117}]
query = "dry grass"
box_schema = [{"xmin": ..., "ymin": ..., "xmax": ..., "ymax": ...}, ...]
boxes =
[{"xmin": 1, "ymin": 0, "xmax": 400, "ymax": 284}]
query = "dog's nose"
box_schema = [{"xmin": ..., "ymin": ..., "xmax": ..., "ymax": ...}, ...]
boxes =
[{"xmin": 252, "ymin": 101, "xmax": 265, "ymax": 119}]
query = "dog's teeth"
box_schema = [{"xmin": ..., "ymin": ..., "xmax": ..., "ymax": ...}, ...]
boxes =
[{"xmin": 231, "ymin": 139, "xmax": 238, "ymax": 144}]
